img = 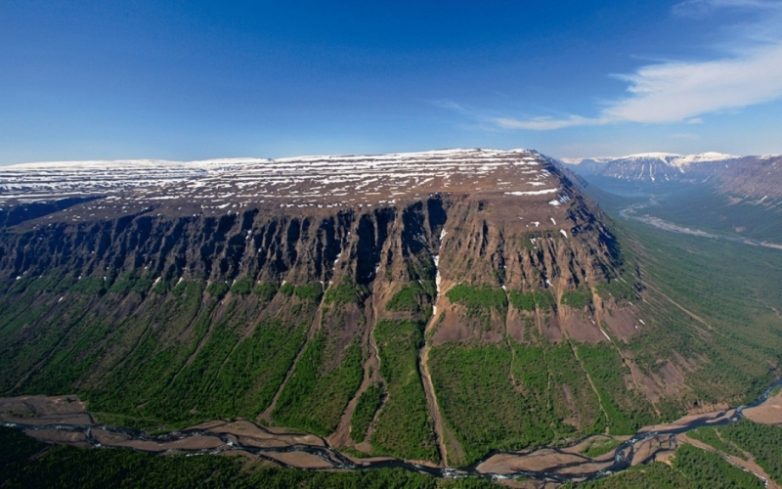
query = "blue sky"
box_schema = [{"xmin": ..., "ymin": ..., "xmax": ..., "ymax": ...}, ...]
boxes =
[{"xmin": 1, "ymin": 0, "xmax": 781, "ymax": 163}]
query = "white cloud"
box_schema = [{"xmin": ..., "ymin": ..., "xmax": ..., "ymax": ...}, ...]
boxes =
[
  {"xmin": 606, "ymin": 43, "xmax": 782, "ymax": 123},
  {"xmin": 496, "ymin": 1, "xmax": 782, "ymax": 131}
]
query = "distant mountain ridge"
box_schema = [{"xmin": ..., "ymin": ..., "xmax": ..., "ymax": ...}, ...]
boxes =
[
  {"xmin": 564, "ymin": 152, "xmax": 782, "ymax": 198},
  {"xmin": 563, "ymin": 152, "xmax": 735, "ymax": 183},
  {"xmin": 564, "ymin": 152, "xmax": 735, "ymax": 168}
]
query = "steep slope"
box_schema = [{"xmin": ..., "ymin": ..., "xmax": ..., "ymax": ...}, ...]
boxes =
[
  {"xmin": 0, "ymin": 149, "xmax": 779, "ymax": 468},
  {"xmin": 707, "ymin": 155, "xmax": 782, "ymax": 200}
]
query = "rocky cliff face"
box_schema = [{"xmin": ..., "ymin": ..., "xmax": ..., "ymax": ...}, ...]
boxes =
[{"xmin": 0, "ymin": 149, "xmax": 670, "ymax": 465}]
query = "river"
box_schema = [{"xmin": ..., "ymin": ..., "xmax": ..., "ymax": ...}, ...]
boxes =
[
  {"xmin": 2, "ymin": 378, "xmax": 781, "ymax": 485},
  {"xmin": 619, "ymin": 201, "xmax": 782, "ymax": 251}
]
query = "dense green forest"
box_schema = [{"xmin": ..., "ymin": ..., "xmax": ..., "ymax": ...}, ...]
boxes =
[
  {"xmin": 688, "ymin": 420, "xmax": 782, "ymax": 484},
  {"xmin": 371, "ymin": 319, "xmax": 439, "ymax": 460},
  {"xmin": 0, "ymin": 428, "xmax": 497, "ymax": 489}
]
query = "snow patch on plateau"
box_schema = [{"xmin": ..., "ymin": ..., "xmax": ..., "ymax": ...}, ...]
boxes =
[{"xmin": 504, "ymin": 188, "xmax": 559, "ymax": 196}]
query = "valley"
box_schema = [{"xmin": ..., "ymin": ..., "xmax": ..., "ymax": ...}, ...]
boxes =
[{"xmin": 620, "ymin": 200, "xmax": 782, "ymax": 251}]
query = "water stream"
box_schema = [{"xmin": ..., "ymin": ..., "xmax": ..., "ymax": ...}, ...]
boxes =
[{"xmin": 4, "ymin": 378, "xmax": 780, "ymax": 484}]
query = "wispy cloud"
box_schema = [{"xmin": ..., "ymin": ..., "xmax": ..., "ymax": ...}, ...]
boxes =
[
  {"xmin": 431, "ymin": 99, "xmax": 471, "ymax": 114},
  {"xmin": 496, "ymin": 0, "xmax": 782, "ymax": 131},
  {"xmin": 494, "ymin": 115, "xmax": 610, "ymax": 130},
  {"xmin": 672, "ymin": 0, "xmax": 780, "ymax": 18},
  {"xmin": 605, "ymin": 44, "xmax": 782, "ymax": 123},
  {"xmin": 671, "ymin": 132, "xmax": 700, "ymax": 140}
]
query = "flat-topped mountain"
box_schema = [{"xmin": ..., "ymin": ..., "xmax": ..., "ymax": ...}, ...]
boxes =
[{"xmin": 0, "ymin": 148, "xmax": 778, "ymax": 469}]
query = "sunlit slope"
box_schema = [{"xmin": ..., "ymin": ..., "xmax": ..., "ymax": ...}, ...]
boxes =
[{"xmin": 0, "ymin": 150, "xmax": 780, "ymax": 468}]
